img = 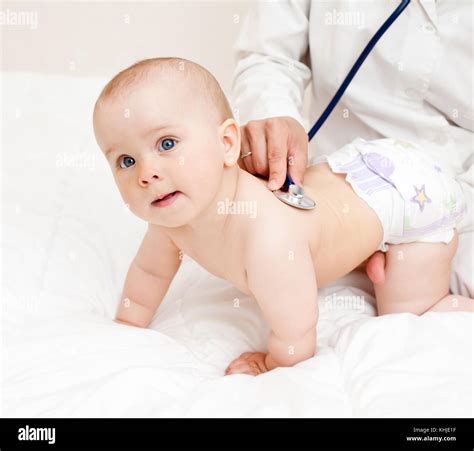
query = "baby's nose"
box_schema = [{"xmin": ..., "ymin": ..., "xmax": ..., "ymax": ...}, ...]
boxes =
[{"xmin": 138, "ymin": 164, "xmax": 161, "ymax": 186}]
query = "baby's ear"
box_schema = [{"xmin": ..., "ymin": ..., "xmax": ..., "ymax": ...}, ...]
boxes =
[{"xmin": 218, "ymin": 118, "xmax": 241, "ymax": 167}]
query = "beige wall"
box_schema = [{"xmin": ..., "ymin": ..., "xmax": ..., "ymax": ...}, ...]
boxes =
[{"xmin": 1, "ymin": 1, "xmax": 251, "ymax": 95}]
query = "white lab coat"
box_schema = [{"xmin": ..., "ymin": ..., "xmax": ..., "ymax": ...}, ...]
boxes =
[{"xmin": 232, "ymin": 0, "xmax": 473, "ymax": 296}]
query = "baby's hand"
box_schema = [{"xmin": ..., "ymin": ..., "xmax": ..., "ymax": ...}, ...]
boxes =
[{"xmin": 225, "ymin": 352, "xmax": 268, "ymax": 376}]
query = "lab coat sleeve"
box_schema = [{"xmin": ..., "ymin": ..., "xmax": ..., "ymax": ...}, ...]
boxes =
[{"xmin": 231, "ymin": 0, "xmax": 312, "ymax": 126}]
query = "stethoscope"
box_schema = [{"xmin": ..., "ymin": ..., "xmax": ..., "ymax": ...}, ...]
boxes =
[{"xmin": 273, "ymin": 0, "xmax": 411, "ymax": 210}]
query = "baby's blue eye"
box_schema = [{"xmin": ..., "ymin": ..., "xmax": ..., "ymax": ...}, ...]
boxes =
[
  {"xmin": 159, "ymin": 138, "xmax": 177, "ymax": 152},
  {"xmin": 119, "ymin": 156, "xmax": 135, "ymax": 169}
]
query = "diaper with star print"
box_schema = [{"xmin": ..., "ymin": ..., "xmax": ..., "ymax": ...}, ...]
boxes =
[{"xmin": 313, "ymin": 137, "xmax": 467, "ymax": 252}]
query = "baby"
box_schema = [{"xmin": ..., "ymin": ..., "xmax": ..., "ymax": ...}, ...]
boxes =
[{"xmin": 93, "ymin": 57, "xmax": 472, "ymax": 376}]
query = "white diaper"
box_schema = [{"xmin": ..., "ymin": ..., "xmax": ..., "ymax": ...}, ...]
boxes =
[{"xmin": 314, "ymin": 138, "xmax": 467, "ymax": 252}]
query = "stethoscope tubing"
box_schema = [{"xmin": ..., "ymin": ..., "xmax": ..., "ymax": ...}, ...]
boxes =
[{"xmin": 281, "ymin": 0, "xmax": 411, "ymax": 194}]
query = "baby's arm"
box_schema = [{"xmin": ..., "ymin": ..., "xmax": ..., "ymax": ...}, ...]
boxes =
[
  {"xmin": 244, "ymin": 233, "xmax": 318, "ymax": 371},
  {"xmin": 115, "ymin": 224, "xmax": 181, "ymax": 328}
]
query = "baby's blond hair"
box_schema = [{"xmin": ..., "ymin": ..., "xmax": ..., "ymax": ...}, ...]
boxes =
[{"xmin": 94, "ymin": 57, "xmax": 233, "ymax": 123}]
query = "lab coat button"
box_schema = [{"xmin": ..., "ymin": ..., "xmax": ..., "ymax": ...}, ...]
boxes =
[{"xmin": 422, "ymin": 23, "xmax": 436, "ymax": 34}]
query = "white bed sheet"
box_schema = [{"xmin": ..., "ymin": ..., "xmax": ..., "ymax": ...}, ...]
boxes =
[{"xmin": 1, "ymin": 71, "xmax": 473, "ymax": 417}]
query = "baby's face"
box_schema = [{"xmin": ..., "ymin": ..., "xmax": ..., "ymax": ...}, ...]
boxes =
[{"xmin": 93, "ymin": 77, "xmax": 228, "ymax": 227}]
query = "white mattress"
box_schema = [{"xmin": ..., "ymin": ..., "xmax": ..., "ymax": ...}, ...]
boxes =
[{"xmin": 2, "ymin": 71, "xmax": 473, "ymax": 417}]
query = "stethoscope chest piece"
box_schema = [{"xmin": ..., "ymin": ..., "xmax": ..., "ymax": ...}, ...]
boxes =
[{"xmin": 273, "ymin": 177, "xmax": 316, "ymax": 210}]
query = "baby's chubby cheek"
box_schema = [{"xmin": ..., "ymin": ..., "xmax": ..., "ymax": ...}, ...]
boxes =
[{"xmin": 184, "ymin": 148, "xmax": 224, "ymax": 194}]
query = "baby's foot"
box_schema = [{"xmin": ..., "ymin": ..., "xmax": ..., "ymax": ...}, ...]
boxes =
[{"xmin": 366, "ymin": 251, "xmax": 385, "ymax": 285}]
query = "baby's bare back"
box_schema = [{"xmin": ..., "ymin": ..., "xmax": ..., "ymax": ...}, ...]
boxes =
[
  {"xmin": 166, "ymin": 165, "xmax": 383, "ymax": 293},
  {"xmin": 302, "ymin": 163, "xmax": 384, "ymax": 285}
]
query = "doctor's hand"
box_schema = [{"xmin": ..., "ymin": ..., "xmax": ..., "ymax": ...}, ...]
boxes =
[{"xmin": 238, "ymin": 116, "xmax": 308, "ymax": 190}]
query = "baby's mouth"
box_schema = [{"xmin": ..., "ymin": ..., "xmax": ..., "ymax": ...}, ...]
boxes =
[{"xmin": 151, "ymin": 191, "xmax": 180, "ymax": 207}]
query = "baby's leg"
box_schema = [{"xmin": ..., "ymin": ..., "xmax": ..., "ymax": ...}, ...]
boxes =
[{"xmin": 374, "ymin": 233, "xmax": 473, "ymax": 315}]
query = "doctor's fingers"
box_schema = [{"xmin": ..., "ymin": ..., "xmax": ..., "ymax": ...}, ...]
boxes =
[
  {"xmin": 239, "ymin": 127, "xmax": 257, "ymax": 175},
  {"xmin": 266, "ymin": 119, "xmax": 292, "ymax": 191},
  {"xmin": 240, "ymin": 117, "xmax": 307, "ymax": 190},
  {"xmin": 243, "ymin": 120, "xmax": 269, "ymax": 177},
  {"xmin": 287, "ymin": 131, "xmax": 308, "ymax": 187}
]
